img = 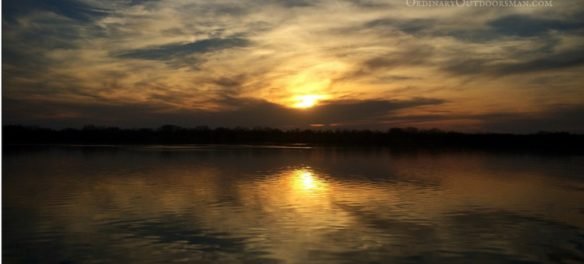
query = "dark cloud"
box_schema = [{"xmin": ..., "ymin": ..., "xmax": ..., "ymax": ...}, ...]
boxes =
[
  {"xmin": 127, "ymin": 0, "xmax": 159, "ymax": 5},
  {"xmin": 477, "ymin": 105, "xmax": 584, "ymax": 133},
  {"xmin": 364, "ymin": 18, "xmax": 434, "ymax": 34},
  {"xmin": 211, "ymin": 75, "xmax": 249, "ymax": 96},
  {"xmin": 374, "ymin": 75, "xmax": 422, "ymax": 83},
  {"xmin": 2, "ymin": 47, "xmax": 51, "ymax": 77},
  {"xmin": 433, "ymin": 13, "xmax": 584, "ymax": 42},
  {"xmin": 3, "ymin": 6, "xmax": 92, "ymax": 65},
  {"xmin": 493, "ymin": 49, "xmax": 584, "ymax": 75},
  {"xmin": 361, "ymin": 13, "xmax": 584, "ymax": 42},
  {"xmin": 2, "ymin": 1, "xmax": 109, "ymax": 81},
  {"xmin": 2, "ymin": 0, "xmax": 108, "ymax": 22},
  {"xmin": 374, "ymin": 105, "xmax": 584, "ymax": 133},
  {"xmin": 309, "ymin": 98, "xmax": 444, "ymax": 124},
  {"xmin": 335, "ymin": 47, "xmax": 433, "ymax": 83},
  {"xmin": 442, "ymin": 49, "xmax": 584, "ymax": 76},
  {"xmin": 343, "ymin": 0, "xmax": 392, "ymax": 8},
  {"xmin": 276, "ymin": 0, "xmax": 315, "ymax": 7},
  {"xmin": 441, "ymin": 58, "xmax": 487, "ymax": 76},
  {"xmin": 488, "ymin": 14, "xmax": 584, "ymax": 37},
  {"xmin": 116, "ymin": 37, "xmax": 250, "ymax": 61},
  {"xmin": 363, "ymin": 49, "xmax": 432, "ymax": 69},
  {"xmin": 3, "ymin": 97, "xmax": 445, "ymax": 129}
]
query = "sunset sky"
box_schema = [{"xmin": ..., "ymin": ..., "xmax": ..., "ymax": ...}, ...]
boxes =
[{"xmin": 3, "ymin": 0, "xmax": 584, "ymax": 132}]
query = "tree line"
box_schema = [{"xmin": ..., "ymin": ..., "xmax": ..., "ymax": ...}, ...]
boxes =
[{"xmin": 3, "ymin": 125, "xmax": 583, "ymax": 153}]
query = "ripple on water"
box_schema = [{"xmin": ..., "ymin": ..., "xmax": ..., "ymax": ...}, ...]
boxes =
[{"xmin": 3, "ymin": 146, "xmax": 584, "ymax": 263}]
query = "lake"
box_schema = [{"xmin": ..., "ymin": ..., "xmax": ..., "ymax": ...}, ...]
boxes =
[{"xmin": 3, "ymin": 145, "xmax": 584, "ymax": 263}]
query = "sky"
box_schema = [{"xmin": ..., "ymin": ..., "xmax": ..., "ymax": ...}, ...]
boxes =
[{"xmin": 2, "ymin": 0, "xmax": 584, "ymax": 132}]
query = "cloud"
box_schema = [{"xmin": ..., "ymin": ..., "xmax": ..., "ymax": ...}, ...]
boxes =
[
  {"xmin": 342, "ymin": 0, "xmax": 393, "ymax": 8},
  {"xmin": 370, "ymin": 105, "xmax": 584, "ymax": 133},
  {"xmin": 477, "ymin": 105, "xmax": 584, "ymax": 133},
  {"xmin": 276, "ymin": 0, "xmax": 316, "ymax": 7},
  {"xmin": 3, "ymin": 97, "xmax": 446, "ymax": 129},
  {"xmin": 364, "ymin": 18, "xmax": 434, "ymax": 35},
  {"xmin": 116, "ymin": 37, "xmax": 250, "ymax": 61},
  {"xmin": 3, "ymin": 0, "xmax": 109, "ymax": 22},
  {"xmin": 442, "ymin": 48, "xmax": 584, "ymax": 76},
  {"xmin": 488, "ymin": 14, "xmax": 584, "ymax": 37},
  {"xmin": 440, "ymin": 58, "xmax": 486, "ymax": 76},
  {"xmin": 335, "ymin": 45, "xmax": 434, "ymax": 83},
  {"xmin": 493, "ymin": 49, "xmax": 584, "ymax": 75},
  {"xmin": 309, "ymin": 98, "xmax": 445, "ymax": 124}
]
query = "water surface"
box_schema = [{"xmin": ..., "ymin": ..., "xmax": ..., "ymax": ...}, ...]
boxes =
[{"xmin": 3, "ymin": 146, "xmax": 584, "ymax": 263}]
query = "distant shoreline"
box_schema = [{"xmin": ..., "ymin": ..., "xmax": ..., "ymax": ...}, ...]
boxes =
[{"xmin": 3, "ymin": 125, "xmax": 584, "ymax": 154}]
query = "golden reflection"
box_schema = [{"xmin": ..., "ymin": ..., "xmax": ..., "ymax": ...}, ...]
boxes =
[
  {"xmin": 291, "ymin": 168, "xmax": 326, "ymax": 192},
  {"xmin": 300, "ymin": 171, "xmax": 315, "ymax": 188}
]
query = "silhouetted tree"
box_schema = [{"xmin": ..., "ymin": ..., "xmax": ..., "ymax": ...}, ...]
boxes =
[{"xmin": 3, "ymin": 124, "xmax": 583, "ymax": 154}]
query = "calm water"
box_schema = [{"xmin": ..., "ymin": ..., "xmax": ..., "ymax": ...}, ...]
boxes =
[{"xmin": 3, "ymin": 146, "xmax": 584, "ymax": 263}]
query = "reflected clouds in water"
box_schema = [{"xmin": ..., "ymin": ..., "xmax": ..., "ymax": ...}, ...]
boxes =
[{"xmin": 3, "ymin": 147, "xmax": 584, "ymax": 263}]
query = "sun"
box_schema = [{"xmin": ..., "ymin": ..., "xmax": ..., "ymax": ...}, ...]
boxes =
[{"xmin": 293, "ymin": 95, "xmax": 324, "ymax": 109}]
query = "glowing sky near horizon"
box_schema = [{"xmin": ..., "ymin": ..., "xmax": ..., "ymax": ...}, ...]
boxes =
[{"xmin": 3, "ymin": 0, "xmax": 584, "ymax": 132}]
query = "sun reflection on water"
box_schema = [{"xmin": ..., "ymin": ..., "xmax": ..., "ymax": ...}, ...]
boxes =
[{"xmin": 291, "ymin": 168, "xmax": 327, "ymax": 194}]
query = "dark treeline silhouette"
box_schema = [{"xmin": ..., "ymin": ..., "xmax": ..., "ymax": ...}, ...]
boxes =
[{"xmin": 3, "ymin": 125, "xmax": 584, "ymax": 154}]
